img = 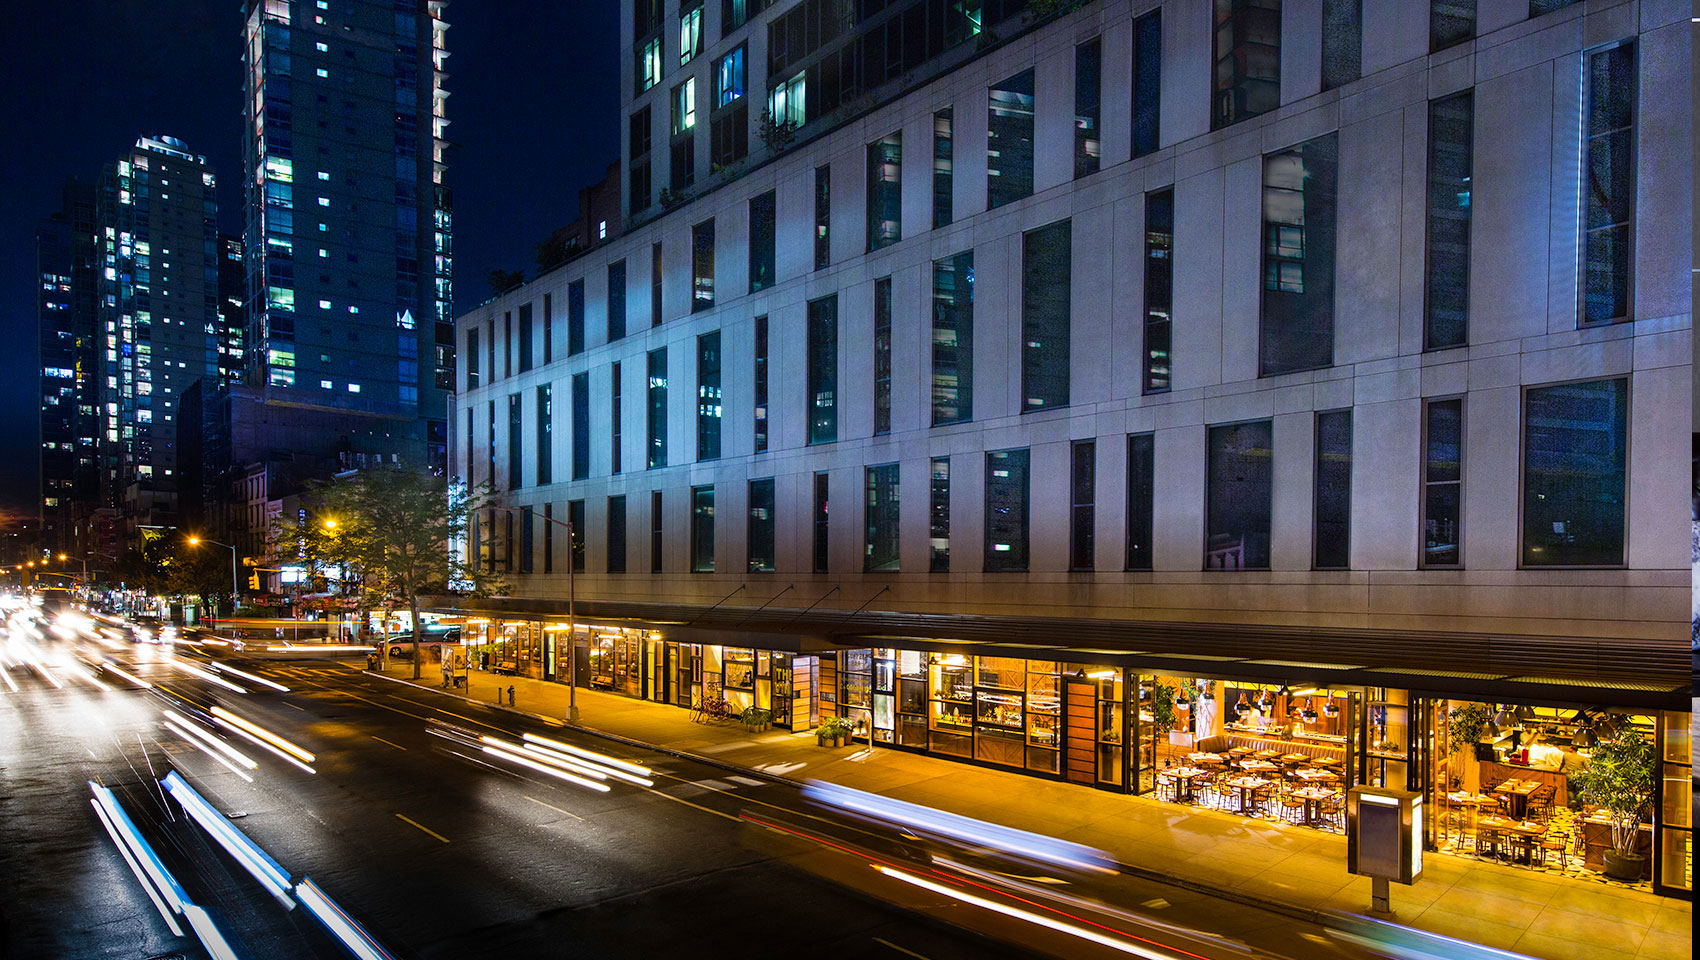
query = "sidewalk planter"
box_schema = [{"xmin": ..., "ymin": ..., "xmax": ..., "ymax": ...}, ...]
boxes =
[
  {"xmin": 816, "ymin": 717, "xmax": 852, "ymax": 748},
  {"xmin": 739, "ymin": 707, "xmax": 772, "ymax": 733}
]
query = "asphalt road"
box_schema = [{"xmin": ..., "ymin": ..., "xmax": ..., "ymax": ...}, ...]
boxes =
[{"xmin": 1, "ymin": 613, "xmax": 1376, "ymax": 960}]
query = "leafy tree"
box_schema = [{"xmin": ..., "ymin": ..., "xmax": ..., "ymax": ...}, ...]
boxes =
[
  {"xmin": 172, "ymin": 541, "xmax": 235, "ymax": 617},
  {"xmin": 285, "ymin": 464, "xmax": 505, "ymax": 677},
  {"xmin": 487, "ymin": 268, "xmax": 525, "ymax": 295}
]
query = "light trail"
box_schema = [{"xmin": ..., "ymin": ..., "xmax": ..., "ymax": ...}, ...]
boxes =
[
  {"xmin": 520, "ymin": 733, "xmax": 653, "ymax": 777},
  {"xmin": 209, "ymin": 662, "xmax": 289, "ymax": 692},
  {"xmin": 161, "ymin": 772, "xmax": 294, "ymax": 907},
  {"xmin": 99, "ymin": 661, "xmax": 152, "ymax": 689},
  {"xmin": 295, "ymin": 877, "xmax": 397, "ymax": 960},
  {"xmin": 169, "ymin": 657, "xmax": 248, "ymax": 693},
  {"xmin": 480, "ymin": 742, "xmax": 610, "ymax": 793}
]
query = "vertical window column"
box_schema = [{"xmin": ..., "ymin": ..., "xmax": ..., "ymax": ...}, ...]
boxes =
[
  {"xmin": 536, "ymin": 385, "xmax": 552, "ymax": 486},
  {"xmin": 748, "ymin": 191, "xmax": 775, "ymax": 293},
  {"xmin": 567, "ymin": 499, "xmax": 585, "ymax": 573},
  {"xmin": 1143, "ymin": 189, "xmax": 1174, "ymax": 394},
  {"xmin": 1521, "ymin": 379, "xmax": 1628, "ymax": 567},
  {"xmin": 1132, "ymin": 9, "xmax": 1162, "ymax": 157},
  {"xmin": 567, "ymin": 279, "xmax": 585, "ymax": 356},
  {"xmin": 1074, "ymin": 38, "xmax": 1101, "ymax": 178},
  {"xmin": 1126, "ymin": 434, "xmax": 1154, "ymax": 570},
  {"xmin": 807, "ymin": 295, "xmax": 838, "ymax": 444},
  {"xmin": 691, "ymin": 219, "xmax": 715, "ymax": 311},
  {"xmin": 1260, "ymin": 133, "xmax": 1338, "ymax": 376},
  {"xmin": 866, "ymin": 132, "xmax": 902, "ymax": 252},
  {"xmin": 1421, "ymin": 398, "xmax": 1463, "ymax": 567},
  {"xmin": 611, "ymin": 360, "xmax": 623, "ymax": 474},
  {"xmin": 1206, "ymin": 421, "xmax": 1273, "ymax": 570},
  {"xmin": 608, "ymin": 261, "xmax": 627, "ymax": 342},
  {"xmin": 984, "ymin": 448, "xmax": 1031, "ymax": 572},
  {"xmin": 813, "ymin": 165, "xmax": 831, "ymax": 270},
  {"xmin": 1425, "ymin": 91, "xmax": 1473, "ymax": 350},
  {"xmin": 932, "ymin": 109, "xmax": 953, "ymax": 229},
  {"xmin": 651, "ymin": 242, "xmax": 664, "ymax": 325},
  {"xmin": 747, "ymin": 478, "xmax": 775, "ymax": 573},
  {"xmin": 690, "ymin": 485, "xmax": 715, "ymax": 572},
  {"xmin": 931, "ymin": 252, "xmax": 974, "ymax": 425},
  {"xmin": 1212, "ymin": 0, "xmax": 1281, "ymax": 130},
  {"xmin": 1022, "ymin": 220, "xmax": 1071, "ymax": 410},
  {"xmin": 506, "ymin": 393, "xmax": 522, "ymax": 491},
  {"xmin": 607, "ymin": 495, "xmax": 627, "ymax": 573},
  {"xmin": 812, "ymin": 471, "xmax": 831, "ymax": 573},
  {"xmin": 928, "ymin": 457, "xmax": 951, "ymax": 572},
  {"xmin": 1070, "ymin": 440, "xmax": 1096, "ymax": 571},
  {"xmin": 647, "ymin": 348, "xmax": 668, "ymax": 468},
  {"xmin": 873, "ymin": 278, "xmax": 892, "ymax": 436},
  {"xmin": 864, "ymin": 463, "xmax": 900, "ymax": 572},
  {"xmin": 697, "ymin": 331, "xmax": 721, "ymax": 460},
  {"xmin": 1314, "ymin": 410, "xmax": 1352, "ymax": 569},
  {"xmin": 1581, "ymin": 41, "xmax": 1636, "ymax": 325},
  {"xmin": 753, "ymin": 315, "xmax": 769, "ymax": 453},
  {"xmin": 988, "ymin": 70, "xmax": 1035, "ymax": 209},
  {"xmin": 650, "ymin": 490, "xmax": 664, "ymax": 573},
  {"xmin": 571, "ymin": 373, "xmax": 590, "ymax": 480}
]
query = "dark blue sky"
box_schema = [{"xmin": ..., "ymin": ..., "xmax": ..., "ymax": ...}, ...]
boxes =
[{"xmin": 0, "ymin": 1, "xmax": 619, "ymax": 514}]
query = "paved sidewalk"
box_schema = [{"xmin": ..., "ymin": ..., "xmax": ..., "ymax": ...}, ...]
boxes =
[{"xmin": 380, "ymin": 664, "xmax": 1689, "ymax": 960}]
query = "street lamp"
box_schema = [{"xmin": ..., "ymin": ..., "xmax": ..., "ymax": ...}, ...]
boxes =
[
  {"xmin": 186, "ymin": 536, "xmax": 240, "ymax": 621},
  {"xmin": 532, "ymin": 511, "xmax": 580, "ymax": 721}
]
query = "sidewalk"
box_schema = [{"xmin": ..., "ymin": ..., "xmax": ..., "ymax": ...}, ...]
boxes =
[{"xmin": 380, "ymin": 664, "xmax": 1689, "ymax": 960}]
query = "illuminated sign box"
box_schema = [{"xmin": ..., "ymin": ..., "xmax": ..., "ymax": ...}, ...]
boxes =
[{"xmin": 1346, "ymin": 786, "xmax": 1423, "ymax": 885}]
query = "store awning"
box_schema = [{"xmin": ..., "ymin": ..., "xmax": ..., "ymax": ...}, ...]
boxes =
[{"xmin": 421, "ymin": 593, "xmax": 1689, "ymax": 710}]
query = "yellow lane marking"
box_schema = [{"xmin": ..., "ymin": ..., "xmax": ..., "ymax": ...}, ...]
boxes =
[
  {"xmin": 524, "ymin": 795, "xmax": 586, "ymax": 822},
  {"xmin": 370, "ymin": 736, "xmax": 407, "ymax": 751},
  {"xmin": 394, "ymin": 813, "xmax": 449, "ymax": 843},
  {"xmin": 646, "ymin": 787, "xmax": 740, "ymax": 822}
]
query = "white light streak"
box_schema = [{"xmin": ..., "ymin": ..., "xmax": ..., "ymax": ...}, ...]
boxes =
[
  {"xmin": 170, "ymin": 657, "xmax": 248, "ymax": 693},
  {"xmin": 521, "ymin": 733, "xmax": 653, "ymax": 776},
  {"xmin": 294, "ymin": 877, "xmax": 397, "ymax": 960},
  {"xmin": 481, "ymin": 743, "xmax": 610, "ymax": 793},
  {"xmin": 209, "ymin": 662, "xmax": 289, "ymax": 692},
  {"xmin": 100, "ymin": 662, "xmax": 152, "ymax": 689},
  {"xmin": 161, "ymin": 772, "xmax": 294, "ymax": 907}
]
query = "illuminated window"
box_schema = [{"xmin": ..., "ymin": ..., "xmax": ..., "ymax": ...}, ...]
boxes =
[{"xmin": 679, "ymin": 5, "xmax": 702, "ymax": 65}]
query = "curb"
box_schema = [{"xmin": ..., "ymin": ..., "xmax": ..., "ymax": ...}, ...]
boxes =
[{"xmin": 359, "ymin": 670, "xmax": 1330, "ymax": 927}]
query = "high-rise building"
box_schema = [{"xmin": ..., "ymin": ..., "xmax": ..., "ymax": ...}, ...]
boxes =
[
  {"xmin": 455, "ymin": 0, "xmax": 1690, "ymax": 897},
  {"xmin": 35, "ymin": 181, "xmax": 99, "ymax": 555},
  {"xmin": 94, "ymin": 135, "xmax": 221, "ymax": 532},
  {"xmin": 239, "ymin": 0, "xmax": 454, "ymax": 465}
]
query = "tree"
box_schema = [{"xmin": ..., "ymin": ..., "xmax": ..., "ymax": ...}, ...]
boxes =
[
  {"xmin": 291, "ymin": 464, "xmax": 505, "ymax": 678},
  {"xmin": 487, "ymin": 268, "xmax": 525, "ymax": 295}
]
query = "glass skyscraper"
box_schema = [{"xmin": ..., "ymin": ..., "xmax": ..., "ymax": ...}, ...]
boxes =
[{"xmin": 241, "ymin": 0, "xmax": 453, "ymax": 462}]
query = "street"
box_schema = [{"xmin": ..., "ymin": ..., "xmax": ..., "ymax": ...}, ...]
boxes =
[{"xmin": 2, "ymin": 610, "xmax": 1379, "ymax": 960}]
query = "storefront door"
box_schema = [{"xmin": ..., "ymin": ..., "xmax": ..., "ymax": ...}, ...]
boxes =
[{"xmin": 1063, "ymin": 678, "xmax": 1096, "ymax": 785}]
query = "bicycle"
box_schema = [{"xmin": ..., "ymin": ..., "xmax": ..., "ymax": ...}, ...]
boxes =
[{"xmin": 690, "ymin": 696, "xmax": 732, "ymax": 724}]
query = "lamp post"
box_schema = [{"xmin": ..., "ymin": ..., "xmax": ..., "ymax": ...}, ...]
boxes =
[
  {"xmin": 532, "ymin": 511, "xmax": 579, "ymax": 721},
  {"xmin": 186, "ymin": 536, "xmax": 240, "ymax": 622}
]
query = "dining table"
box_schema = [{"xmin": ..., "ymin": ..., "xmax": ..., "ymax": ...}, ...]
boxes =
[
  {"xmin": 1251, "ymin": 749, "xmax": 1284, "ymax": 761},
  {"xmin": 1278, "ymin": 753, "xmax": 1312, "ymax": 766},
  {"xmin": 1239, "ymin": 759, "xmax": 1278, "ymax": 774},
  {"xmin": 1221, "ymin": 775, "xmax": 1271, "ymax": 814},
  {"xmin": 1168, "ymin": 766, "xmax": 1210, "ymax": 803},
  {"xmin": 1492, "ymin": 779, "xmax": 1543, "ymax": 820},
  {"xmin": 1187, "ymin": 751, "xmax": 1227, "ymax": 767},
  {"xmin": 1445, "ymin": 791, "xmax": 1492, "ymax": 838},
  {"xmin": 1291, "ymin": 786, "xmax": 1337, "ymax": 826},
  {"xmin": 1292, "ymin": 767, "xmax": 1340, "ymax": 783},
  {"xmin": 1478, "ymin": 815, "xmax": 1547, "ymax": 863}
]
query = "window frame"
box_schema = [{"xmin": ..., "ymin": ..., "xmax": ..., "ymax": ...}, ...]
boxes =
[
  {"xmin": 1517, "ymin": 376, "xmax": 1630, "ymax": 569},
  {"xmin": 690, "ymin": 484, "xmax": 715, "ymax": 572},
  {"xmin": 1312, "ymin": 408, "xmax": 1353, "ymax": 570},
  {"xmin": 1578, "ymin": 38, "xmax": 1637, "ymax": 327},
  {"xmin": 1419, "ymin": 395, "xmax": 1466, "ymax": 569}
]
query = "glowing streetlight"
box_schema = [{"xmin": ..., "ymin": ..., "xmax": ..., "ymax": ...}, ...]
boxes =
[{"xmin": 185, "ymin": 536, "xmax": 240, "ymax": 620}]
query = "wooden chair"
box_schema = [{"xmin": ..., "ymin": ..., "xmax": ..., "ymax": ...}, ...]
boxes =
[
  {"xmin": 1537, "ymin": 828, "xmax": 1570, "ymax": 871},
  {"xmin": 1277, "ymin": 792, "xmax": 1307, "ymax": 825},
  {"xmin": 1319, "ymin": 799, "xmax": 1344, "ymax": 832},
  {"xmin": 1475, "ymin": 825, "xmax": 1501, "ymax": 859}
]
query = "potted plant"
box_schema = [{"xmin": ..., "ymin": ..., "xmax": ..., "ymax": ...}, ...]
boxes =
[
  {"xmin": 1571, "ymin": 727, "xmax": 1655, "ymax": 881},
  {"xmin": 816, "ymin": 716, "xmax": 846, "ymax": 748},
  {"xmin": 740, "ymin": 706, "xmax": 772, "ymax": 733}
]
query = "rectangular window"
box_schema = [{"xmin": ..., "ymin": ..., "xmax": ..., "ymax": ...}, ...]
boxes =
[
  {"xmin": 630, "ymin": 106, "xmax": 652, "ymax": 158},
  {"xmin": 487, "ymin": 320, "xmax": 496, "ymax": 383},
  {"xmin": 747, "ymin": 478, "xmax": 775, "ymax": 573},
  {"xmin": 1522, "ymin": 378, "xmax": 1628, "ymax": 567},
  {"xmin": 517, "ymin": 303, "xmax": 533, "ymax": 373},
  {"xmin": 753, "ymin": 315, "xmax": 769, "ymax": 453},
  {"xmin": 873, "ymin": 277, "xmax": 892, "ymax": 436},
  {"xmin": 1074, "ymin": 38, "xmax": 1101, "ymax": 178},
  {"xmin": 987, "ymin": 69, "xmax": 1035, "ymax": 209},
  {"xmin": 465, "ymin": 327, "xmax": 480, "ymax": 389},
  {"xmin": 813, "ymin": 165, "xmax": 831, "ymax": 270},
  {"xmin": 608, "ymin": 260, "xmax": 627, "ymax": 342},
  {"xmin": 1321, "ymin": 0, "xmax": 1362, "ymax": 91},
  {"xmin": 866, "ymin": 131, "xmax": 902, "ymax": 252},
  {"xmin": 690, "ymin": 485, "xmax": 715, "ymax": 572},
  {"xmin": 1430, "ymin": 0, "xmax": 1474, "ymax": 53},
  {"xmin": 1126, "ymin": 433, "xmax": 1154, "ymax": 570},
  {"xmin": 864, "ymin": 463, "xmax": 900, "ymax": 572},
  {"xmin": 711, "ymin": 100, "xmax": 748, "ymax": 168},
  {"xmin": 1143, "ymin": 188, "xmax": 1174, "ymax": 394},
  {"xmin": 1206, "ymin": 421, "xmax": 1273, "ymax": 570},
  {"xmin": 1132, "ymin": 9, "xmax": 1162, "ymax": 158},
  {"xmin": 521, "ymin": 507, "xmax": 534, "ymax": 574},
  {"xmin": 691, "ymin": 219, "xmax": 714, "ymax": 311},
  {"xmin": 769, "ymin": 71, "xmax": 806, "ymax": 130},
  {"xmin": 543, "ymin": 294, "xmax": 554, "ymax": 363},
  {"xmin": 629, "ymin": 160, "xmax": 651, "ymax": 212},
  {"xmin": 544, "ymin": 503, "xmax": 554, "ymax": 574},
  {"xmin": 812, "ymin": 471, "xmax": 830, "ymax": 573},
  {"xmin": 680, "ymin": 4, "xmax": 703, "ymax": 65},
  {"xmin": 1212, "ymin": 0, "xmax": 1281, "ymax": 131},
  {"xmin": 931, "ymin": 252, "xmax": 974, "ymax": 426},
  {"xmin": 571, "ymin": 373, "xmax": 590, "ymax": 480},
  {"xmin": 715, "ymin": 44, "xmax": 745, "ymax": 106},
  {"xmin": 984, "ymin": 448, "xmax": 1031, "ymax": 573},
  {"xmin": 932, "ymin": 109, "xmax": 953, "ymax": 229},
  {"xmin": 637, "ymin": 36, "xmax": 662, "ymax": 94},
  {"xmin": 567, "ymin": 279, "xmax": 585, "ymax": 356},
  {"xmin": 1422, "ymin": 398, "xmax": 1463, "ymax": 567},
  {"xmin": 466, "ymin": 408, "xmax": 475, "ymax": 484},
  {"xmin": 536, "ymin": 385, "xmax": 553, "ymax": 486},
  {"xmin": 807, "ymin": 295, "xmax": 837, "ymax": 445},
  {"xmin": 487, "ymin": 402, "xmax": 496, "ymax": 501},
  {"xmin": 503, "ymin": 313, "xmax": 512, "ymax": 377},
  {"xmin": 672, "ymin": 77, "xmax": 697, "ymax": 133},
  {"xmin": 1581, "ymin": 41, "xmax": 1636, "ymax": 325},
  {"xmin": 651, "ymin": 242, "xmax": 663, "ymax": 325},
  {"xmin": 607, "ymin": 495, "xmax": 627, "ymax": 573},
  {"xmin": 1022, "ymin": 220, "xmax": 1071, "ymax": 411},
  {"xmin": 671, "ymin": 133, "xmax": 696, "ymax": 190},
  {"xmin": 505, "ymin": 511, "xmax": 515, "ymax": 573},
  {"xmin": 611, "ymin": 361, "xmax": 623, "ymax": 473},
  {"xmin": 647, "ymin": 348, "xmax": 668, "ymax": 469},
  {"xmin": 650, "ymin": 491, "xmax": 664, "ymax": 573},
  {"xmin": 696, "ymin": 331, "xmax": 721, "ymax": 461},
  {"xmin": 748, "ymin": 191, "xmax": 776, "ymax": 292},
  {"xmin": 1261, "ymin": 132, "xmax": 1338, "ymax": 376},
  {"xmin": 506, "ymin": 393, "xmax": 522, "ymax": 491},
  {"xmin": 1425, "ymin": 91, "xmax": 1473, "ymax": 350},
  {"xmin": 568, "ymin": 499, "xmax": 585, "ymax": 573},
  {"xmin": 1070, "ymin": 440, "xmax": 1096, "ymax": 571},
  {"xmin": 1314, "ymin": 409, "xmax": 1352, "ymax": 569},
  {"xmin": 928, "ymin": 457, "xmax": 950, "ymax": 572}
]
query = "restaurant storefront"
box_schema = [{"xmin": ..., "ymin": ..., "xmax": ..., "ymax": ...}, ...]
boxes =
[{"xmin": 435, "ymin": 603, "xmax": 1689, "ymax": 900}]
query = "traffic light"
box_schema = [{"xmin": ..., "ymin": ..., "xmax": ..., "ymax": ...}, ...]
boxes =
[{"xmin": 249, "ymin": 572, "xmax": 261, "ymax": 590}]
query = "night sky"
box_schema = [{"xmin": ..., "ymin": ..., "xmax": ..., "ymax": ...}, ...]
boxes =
[{"xmin": 0, "ymin": 1, "xmax": 619, "ymax": 514}]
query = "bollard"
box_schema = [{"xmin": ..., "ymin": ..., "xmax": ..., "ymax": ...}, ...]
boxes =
[{"xmin": 507, "ymin": 685, "xmax": 515, "ymax": 707}]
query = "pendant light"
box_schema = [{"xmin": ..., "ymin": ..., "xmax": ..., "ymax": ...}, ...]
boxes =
[
  {"xmin": 1174, "ymin": 686, "xmax": 1191, "ymax": 708},
  {"xmin": 1200, "ymin": 682, "xmax": 1215, "ymax": 701},
  {"xmin": 1493, "ymin": 705, "xmax": 1514, "ymax": 731},
  {"xmin": 1323, "ymin": 697, "xmax": 1339, "ymax": 718},
  {"xmin": 1572, "ymin": 721, "xmax": 1596, "ymax": 750},
  {"xmin": 1300, "ymin": 697, "xmax": 1318, "ymax": 722}
]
